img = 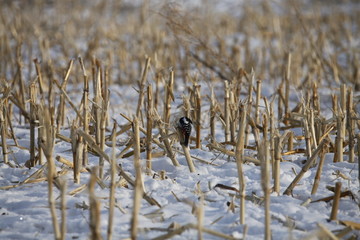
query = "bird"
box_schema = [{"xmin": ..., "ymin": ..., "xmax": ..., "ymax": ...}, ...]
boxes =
[{"xmin": 176, "ymin": 117, "xmax": 192, "ymax": 147}]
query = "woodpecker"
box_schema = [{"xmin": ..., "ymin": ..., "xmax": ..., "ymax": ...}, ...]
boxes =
[{"xmin": 176, "ymin": 117, "xmax": 192, "ymax": 147}]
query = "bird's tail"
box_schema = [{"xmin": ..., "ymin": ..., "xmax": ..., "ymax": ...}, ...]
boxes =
[{"xmin": 183, "ymin": 133, "xmax": 190, "ymax": 147}]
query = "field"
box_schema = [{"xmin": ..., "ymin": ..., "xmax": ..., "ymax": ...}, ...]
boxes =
[{"xmin": 0, "ymin": 0, "xmax": 359, "ymax": 239}]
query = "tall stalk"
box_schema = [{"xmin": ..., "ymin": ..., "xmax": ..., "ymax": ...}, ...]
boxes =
[{"xmin": 235, "ymin": 105, "xmax": 247, "ymax": 225}]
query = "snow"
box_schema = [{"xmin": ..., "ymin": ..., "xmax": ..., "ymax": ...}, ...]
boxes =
[
  {"xmin": 1, "ymin": 1, "xmax": 360, "ymax": 240},
  {"xmin": 1, "ymin": 81, "xmax": 359, "ymax": 239}
]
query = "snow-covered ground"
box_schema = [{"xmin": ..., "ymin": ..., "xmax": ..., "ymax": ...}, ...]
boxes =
[
  {"xmin": 1, "ymin": 81, "xmax": 359, "ymax": 239},
  {"xmin": 1, "ymin": 0, "xmax": 360, "ymax": 240}
]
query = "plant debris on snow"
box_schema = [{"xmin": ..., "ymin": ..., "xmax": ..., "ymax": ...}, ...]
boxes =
[{"xmin": 0, "ymin": 0, "xmax": 359, "ymax": 239}]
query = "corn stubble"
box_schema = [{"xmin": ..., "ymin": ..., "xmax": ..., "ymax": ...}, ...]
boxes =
[{"xmin": 0, "ymin": 0, "xmax": 359, "ymax": 239}]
